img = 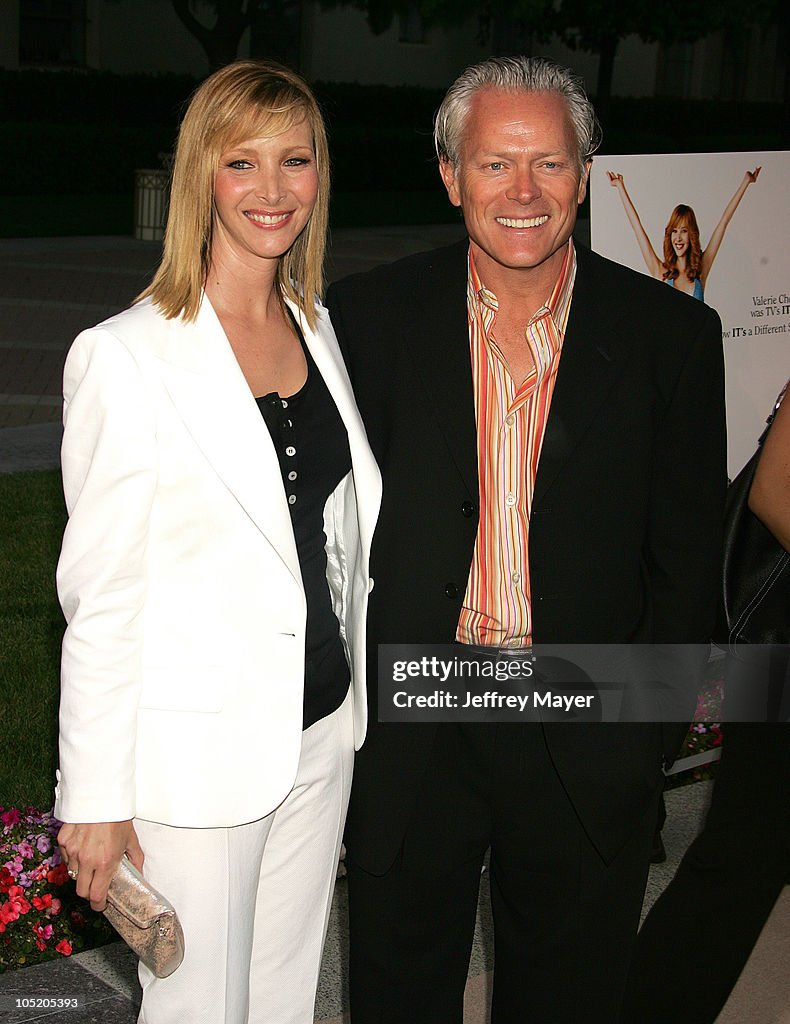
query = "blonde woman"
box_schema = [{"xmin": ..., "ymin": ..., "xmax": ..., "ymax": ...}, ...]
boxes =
[
  {"xmin": 55, "ymin": 61, "xmax": 380, "ymax": 1023},
  {"xmin": 607, "ymin": 167, "xmax": 761, "ymax": 300}
]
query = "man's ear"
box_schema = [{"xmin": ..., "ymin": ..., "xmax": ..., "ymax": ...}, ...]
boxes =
[
  {"xmin": 577, "ymin": 159, "xmax": 592, "ymax": 205},
  {"xmin": 439, "ymin": 158, "xmax": 462, "ymax": 208}
]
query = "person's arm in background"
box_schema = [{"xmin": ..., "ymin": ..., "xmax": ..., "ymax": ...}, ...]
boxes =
[
  {"xmin": 607, "ymin": 171, "xmax": 664, "ymax": 280},
  {"xmin": 749, "ymin": 386, "xmax": 790, "ymax": 551},
  {"xmin": 700, "ymin": 168, "xmax": 761, "ymax": 286}
]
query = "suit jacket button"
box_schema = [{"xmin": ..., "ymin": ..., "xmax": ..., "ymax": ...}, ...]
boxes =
[
  {"xmin": 461, "ymin": 501, "xmax": 477, "ymax": 518},
  {"xmin": 445, "ymin": 583, "xmax": 458, "ymax": 598}
]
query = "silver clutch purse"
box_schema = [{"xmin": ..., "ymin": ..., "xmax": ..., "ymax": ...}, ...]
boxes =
[{"xmin": 104, "ymin": 856, "xmax": 185, "ymax": 978}]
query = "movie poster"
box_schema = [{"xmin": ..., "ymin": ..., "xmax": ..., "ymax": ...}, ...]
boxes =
[{"xmin": 590, "ymin": 151, "xmax": 789, "ymax": 477}]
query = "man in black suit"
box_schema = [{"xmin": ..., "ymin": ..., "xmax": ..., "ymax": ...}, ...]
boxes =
[{"xmin": 327, "ymin": 56, "xmax": 726, "ymax": 1023}]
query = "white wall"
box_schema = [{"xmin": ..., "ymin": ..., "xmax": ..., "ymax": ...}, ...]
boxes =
[
  {"xmin": 301, "ymin": 5, "xmax": 488, "ymax": 88},
  {"xmin": 1, "ymin": 0, "xmax": 781, "ymax": 106}
]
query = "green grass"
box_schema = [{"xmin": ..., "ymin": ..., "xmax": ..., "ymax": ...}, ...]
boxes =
[{"xmin": 0, "ymin": 471, "xmax": 66, "ymax": 811}]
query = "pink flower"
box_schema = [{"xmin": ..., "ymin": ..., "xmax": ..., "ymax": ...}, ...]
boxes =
[
  {"xmin": 16, "ymin": 841, "xmax": 35, "ymax": 860},
  {"xmin": 1, "ymin": 809, "xmax": 20, "ymax": 829},
  {"xmin": 36, "ymin": 834, "xmax": 52, "ymax": 855},
  {"xmin": 32, "ymin": 921, "xmax": 53, "ymax": 950},
  {"xmin": 5, "ymin": 856, "xmax": 23, "ymax": 877}
]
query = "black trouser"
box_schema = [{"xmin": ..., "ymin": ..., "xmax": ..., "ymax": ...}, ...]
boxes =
[{"xmin": 347, "ymin": 722, "xmax": 657, "ymax": 1024}]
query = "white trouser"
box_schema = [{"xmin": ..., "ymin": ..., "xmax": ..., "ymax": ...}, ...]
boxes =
[{"xmin": 135, "ymin": 689, "xmax": 354, "ymax": 1024}]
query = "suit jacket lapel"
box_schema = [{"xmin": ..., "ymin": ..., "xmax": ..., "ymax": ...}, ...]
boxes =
[
  {"xmin": 155, "ymin": 297, "xmax": 302, "ymax": 587},
  {"xmin": 402, "ymin": 242, "xmax": 479, "ymax": 497},
  {"xmin": 534, "ymin": 243, "xmax": 632, "ymax": 504},
  {"xmin": 286, "ymin": 297, "xmax": 381, "ymax": 556}
]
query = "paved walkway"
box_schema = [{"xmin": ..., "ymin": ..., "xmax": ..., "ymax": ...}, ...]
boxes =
[
  {"xmin": 0, "ymin": 225, "xmax": 467, "ymax": 471},
  {"xmin": 3, "ymin": 781, "xmax": 787, "ymax": 1023}
]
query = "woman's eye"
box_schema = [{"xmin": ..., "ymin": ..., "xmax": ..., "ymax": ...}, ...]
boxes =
[
  {"xmin": 284, "ymin": 157, "xmax": 310, "ymax": 167},
  {"xmin": 227, "ymin": 159, "xmax": 252, "ymax": 169}
]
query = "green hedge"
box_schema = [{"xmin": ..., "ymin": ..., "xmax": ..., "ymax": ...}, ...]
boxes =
[{"xmin": 0, "ymin": 69, "xmax": 782, "ymax": 200}]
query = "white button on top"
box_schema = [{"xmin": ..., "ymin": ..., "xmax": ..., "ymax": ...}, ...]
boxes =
[
  {"xmin": 286, "ymin": 445, "xmax": 296, "ymax": 457},
  {"xmin": 505, "ymin": 493, "xmax": 516, "ymax": 507},
  {"xmin": 281, "ymin": 399, "xmax": 289, "ymax": 408},
  {"xmin": 288, "ymin": 471, "xmax": 297, "ymax": 481},
  {"xmin": 288, "ymin": 494, "xmax": 297, "ymax": 505}
]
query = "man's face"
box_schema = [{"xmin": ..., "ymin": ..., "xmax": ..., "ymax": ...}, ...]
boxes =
[{"xmin": 440, "ymin": 88, "xmax": 590, "ymax": 286}]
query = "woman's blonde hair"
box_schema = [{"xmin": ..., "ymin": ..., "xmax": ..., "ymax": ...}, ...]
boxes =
[
  {"xmin": 662, "ymin": 205, "xmax": 702, "ymax": 285},
  {"xmin": 138, "ymin": 60, "xmax": 330, "ymax": 328}
]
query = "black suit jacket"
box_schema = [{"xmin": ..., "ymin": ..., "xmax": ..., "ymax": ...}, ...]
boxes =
[{"xmin": 327, "ymin": 239, "xmax": 727, "ymax": 872}]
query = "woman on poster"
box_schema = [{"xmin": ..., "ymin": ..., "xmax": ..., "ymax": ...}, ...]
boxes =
[{"xmin": 607, "ymin": 167, "xmax": 761, "ymax": 300}]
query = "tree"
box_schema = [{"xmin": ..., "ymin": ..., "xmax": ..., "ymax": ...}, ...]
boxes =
[
  {"xmin": 169, "ymin": 0, "xmax": 301, "ymax": 68},
  {"xmin": 321, "ymin": 0, "xmax": 557, "ymax": 57},
  {"xmin": 555, "ymin": 0, "xmax": 724, "ymax": 111},
  {"xmin": 103, "ymin": 0, "xmax": 303, "ymax": 69}
]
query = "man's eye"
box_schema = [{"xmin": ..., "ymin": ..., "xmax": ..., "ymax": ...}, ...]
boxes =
[{"xmin": 488, "ymin": 162, "xmax": 504, "ymax": 171}]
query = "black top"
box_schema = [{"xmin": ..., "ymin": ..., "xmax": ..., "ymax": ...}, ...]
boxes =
[{"xmin": 256, "ymin": 319, "xmax": 352, "ymax": 729}]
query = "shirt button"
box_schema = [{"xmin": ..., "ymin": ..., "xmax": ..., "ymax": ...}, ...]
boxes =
[
  {"xmin": 506, "ymin": 415, "xmax": 515, "ymax": 426},
  {"xmin": 505, "ymin": 493, "xmax": 516, "ymax": 507},
  {"xmin": 461, "ymin": 501, "xmax": 477, "ymax": 518},
  {"xmin": 288, "ymin": 471, "xmax": 297, "ymax": 481},
  {"xmin": 288, "ymin": 494, "xmax": 297, "ymax": 505},
  {"xmin": 511, "ymin": 571, "xmax": 521, "ymax": 584},
  {"xmin": 445, "ymin": 583, "xmax": 458, "ymax": 599},
  {"xmin": 286, "ymin": 446, "xmax": 296, "ymax": 457},
  {"xmin": 281, "ymin": 399, "xmax": 289, "ymax": 408}
]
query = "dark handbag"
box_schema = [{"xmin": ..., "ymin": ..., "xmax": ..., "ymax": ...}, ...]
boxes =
[{"xmin": 721, "ymin": 388, "xmax": 789, "ymax": 651}]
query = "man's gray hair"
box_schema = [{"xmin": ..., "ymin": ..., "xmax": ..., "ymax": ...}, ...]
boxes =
[{"xmin": 434, "ymin": 56, "xmax": 602, "ymax": 172}]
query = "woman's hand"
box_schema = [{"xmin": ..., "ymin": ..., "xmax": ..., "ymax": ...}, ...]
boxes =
[
  {"xmin": 607, "ymin": 171, "xmax": 625, "ymax": 188},
  {"xmin": 58, "ymin": 820, "xmax": 144, "ymax": 912},
  {"xmin": 745, "ymin": 166, "xmax": 761, "ymax": 185}
]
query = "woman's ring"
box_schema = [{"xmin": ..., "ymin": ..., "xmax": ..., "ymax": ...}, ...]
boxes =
[{"xmin": 67, "ymin": 868, "xmax": 78, "ymax": 880}]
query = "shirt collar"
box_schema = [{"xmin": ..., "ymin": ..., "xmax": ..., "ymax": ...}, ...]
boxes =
[{"xmin": 467, "ymin": 240, "xmax": 577, "ymax": 331}]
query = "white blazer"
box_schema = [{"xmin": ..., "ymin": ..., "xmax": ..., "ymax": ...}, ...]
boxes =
[{"xmin": 54, "ymin": 294, "xmax": 381, "ymax": 829}]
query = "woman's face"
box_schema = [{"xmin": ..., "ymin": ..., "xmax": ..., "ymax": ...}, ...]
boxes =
[
  {"xmin": 670, "ymin": 223, "xmax": 690, "ymax": 258},
  {"xmin": 211, "ymin": 117, "xmax": 318, "ymax": 269}
]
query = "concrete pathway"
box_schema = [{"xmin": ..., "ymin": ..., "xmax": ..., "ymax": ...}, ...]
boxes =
[{"xmin": 0, "ymin": 225, "xmax": 467, "ymax": 469}]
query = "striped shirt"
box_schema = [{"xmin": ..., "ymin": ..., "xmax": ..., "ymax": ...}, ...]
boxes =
[{"xmin": 456, "ymin": 241, "xmax": 577, "ymax": 648}]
